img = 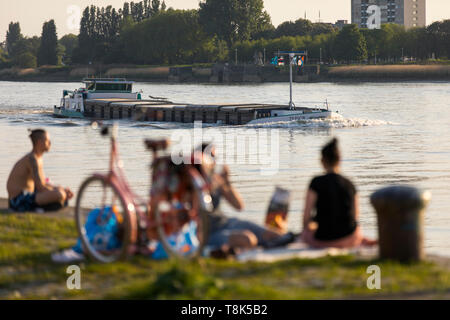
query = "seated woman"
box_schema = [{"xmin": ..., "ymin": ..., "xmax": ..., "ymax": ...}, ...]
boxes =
[
  {"xmin": 301, "ymin": 138, "xmax": 377, "ymax": 249},
  {"xmin": 198, "ymin": 143, "xmax": 292, "ymax": 255}
]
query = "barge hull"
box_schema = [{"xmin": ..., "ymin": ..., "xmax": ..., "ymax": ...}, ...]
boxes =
[{"xmin": 72, "ymin": 98, "xmax": 330, "ymax": 125}]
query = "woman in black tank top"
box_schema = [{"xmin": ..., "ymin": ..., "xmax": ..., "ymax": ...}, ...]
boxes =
[{"xmin": 301, "ymin": 138, "xmax": 377, "ymax": 248}]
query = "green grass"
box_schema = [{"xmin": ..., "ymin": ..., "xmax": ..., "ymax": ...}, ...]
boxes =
[
  {"xmin": 327, "ymin": 65, "xmax": 450, "ymax": 79},
  {"xmin": 0, "ymin": 211, "xmax": 449, "ymax": 300}
]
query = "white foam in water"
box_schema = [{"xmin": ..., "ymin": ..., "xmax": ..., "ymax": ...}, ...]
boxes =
[
  {"xmin": 0, "ymin": 106, "xmax": 50, "ymax": 115},
  {"xmin": 245, "ymin": 115, "xmax": 394, "ymax": 129},
  {"xmin": 0, "ymin": 105, "xmax": 393, "ymax": 130}
]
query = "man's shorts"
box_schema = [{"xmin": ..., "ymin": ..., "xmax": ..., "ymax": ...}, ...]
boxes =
[
  {"xmin": 207, "ymin": 217, "xmax": 269, "ymax": 249},
  {"xmin": 9, "ymin": 191, "xmax": 37, "ymax": 212}
]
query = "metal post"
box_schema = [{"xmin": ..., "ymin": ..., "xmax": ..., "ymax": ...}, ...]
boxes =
[
  {"xmin": 235, "ymin": 48, "xmax": 238, "ymax": 65},
  {"xmin": 289, "ymin": 53, "xmax": 294, "ymax": 110},
  {"xmin": 264, "ymin": 48, "xmax": 266, "ymax": 65},
  {"xmin": 371, "ymin": 185, "xmax": 431, "ymax": 262},
  {"xmin": 319, "ymin": 47, "xmax": 322, "ymax": 64}
]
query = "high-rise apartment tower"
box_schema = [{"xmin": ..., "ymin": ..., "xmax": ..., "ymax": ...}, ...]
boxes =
[{"xmin": 351, "ymin": 0, "xmax": 426, "ymax": 29}]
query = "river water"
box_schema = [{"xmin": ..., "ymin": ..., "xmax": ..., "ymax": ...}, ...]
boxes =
[{"xmin": 0, "ymin": 80, "xmax": 449, "ymax": 257}]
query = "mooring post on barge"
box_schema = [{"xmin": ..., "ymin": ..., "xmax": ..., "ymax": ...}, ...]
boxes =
[
  {"xmin": 289, "ymin": 53, "xmax": 294, "ymax": 110},
  {"xmin": 276, "ymin": 51, "xmax": 307, "ymax": 110}
]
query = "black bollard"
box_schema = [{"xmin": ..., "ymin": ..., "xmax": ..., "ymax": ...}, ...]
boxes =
[{"xmin": 370, "ymin": 185, "xmax": 431, "ymax": 262}]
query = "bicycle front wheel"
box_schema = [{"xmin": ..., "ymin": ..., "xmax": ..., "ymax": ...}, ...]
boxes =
[
  {"xmin": 155, "ymin": 187, "xmax": 210, "ymax": 260},
  {"xmin": 75, "ymin": 176, "xmax": 132, "ymax": 263}
]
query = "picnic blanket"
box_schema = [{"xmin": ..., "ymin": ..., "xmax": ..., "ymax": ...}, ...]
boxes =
[{"xmin": 235, "ymin": 242, "xmax": 378, "ymax": 263}]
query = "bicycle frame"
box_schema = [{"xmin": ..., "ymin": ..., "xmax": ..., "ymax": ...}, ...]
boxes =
[
  {"xmin": 94, "ymin": 124, "xmax": 147, "ymax": 246},
  {"xmin": 85, "ymin": 123, "xmax": 213, "ymax": 258}
]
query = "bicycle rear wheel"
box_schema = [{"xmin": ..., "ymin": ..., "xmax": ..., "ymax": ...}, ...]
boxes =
[
  {"xmin": 75, "ymin": 176, "xmax": 132, "ymax": 263},
  {"xmin": 155, "ymin": 187, "xmax": 210, "ymax": 259}
]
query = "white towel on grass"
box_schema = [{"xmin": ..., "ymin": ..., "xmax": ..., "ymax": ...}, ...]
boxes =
[{"xmin": 236, "ymin": 242, "xmax": 378, "ymax": 263}]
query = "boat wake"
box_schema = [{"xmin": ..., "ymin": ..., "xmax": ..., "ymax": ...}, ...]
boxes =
[
  {"xmin": 46, "ymin": 121, "xmax": 83, "ymax": 127},
  {"xmin": 244, "ymin": 116, "xmax": 394, "ymax": 129},
  {"xmin": 0, "ymin": 107, "xmax": 50, "ymax": 115},
  {"xmin": 131, "ymin": 122, "xmax": 186, "ymax": 129}
]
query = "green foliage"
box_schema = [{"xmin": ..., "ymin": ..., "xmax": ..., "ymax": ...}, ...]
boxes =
[
  {"xmin": 427, "ymin": 20, "xmax": 450, "ymax": 59},
  {"xmin": 306, "ymin": 33, "xmax": 337, "ymax": 63},
  {"xmin": 0, "ymin": 46, "xmax": 6, "ymax": 60},
  {"xmin": 251, "ymin": 11, "xmax": 275, "ymax": 40},
  {"xmin": 334, "ymin": 24, "xmax": 368, "ymax": 63},
  {"xmin": 197, "ymin": 37, "xmax": 230, "ymax": 63},
  {"xmin": 124, "ymin": 0, "xmax": 165, "ymax": 22},
  {"xmin": 231, "ymin": 33, "xmax": 337, "ymax": 64},
  {"xmin": 377, "ymin": 24, "xmax": 405, "ymax": 61},
  {"xmin": 403, "ymin": 27, "xmax": 429, "ymax": 60},
  {"xmin": 273, "ymin": 20, "xmax": 336, "ymax": 39},
  {"xmin": 233, "ymin": 37, "xmax": 304, "ymax": 63},
  {"xmin": 0, "ymin": 46, "xmax": 11, "ymax": 68},
  {"xmin": 361, "ymin": 28, "xmax": 384, "ymax": 59},
  {"xmin": 25, "ymin": 37, "xmax": 41, "ymax": 57},
  {"xmin": 6, "ymin": 36, "xmax": 39, "ymax": 68},
  {"xmin": 75, "ymin": 5, "xmax": 122, "ymax": 63},
  {"xmin": 6, "ymin": 22, "xmax": 22, "ymax": 57},
  {"xmin": 59, "ymin": 34, "xmax": 78, "ymax": 64},
  {"xmin": 199, "ymin": 0, "xmax": 270, "ymax": 46},
  {"xmin": 310, "ymin": 23, "xmax": 337, "ymax": 36},
  {"xmin": 15, "ymin": 52, "xmax": 37, "ymax": 68},
  {"xmin": 10, "ymin": 38, "xmax": 33, "ymax": 59},
  {"xmin": 121, "ymin": 9, "xmax": 221, "ymax": 65},
  {"xmin": 37, "ymin": 20, "xmax": 59, "ymax": 66},
  {"xmin": 74, "ymin": 1, "xmax": 166, "ymax": 64},
  {"xmin": 359, "ymin": 22, "xmax": 450, "ymax": 62},
  {"xmin": 274, "ymin": 19, "xmax": 313, "ymax": 38}
]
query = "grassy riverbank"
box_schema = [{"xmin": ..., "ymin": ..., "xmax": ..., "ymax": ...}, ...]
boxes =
[
  {"xmin": 0, "ymin": 64, "xmax": 208, "ymax": 83},
  {"xmin": 0, "ymin": 198, "xmax": 449, "ymax": 300},
  {"xmin": 0, "ymin": 63, "xmax": 449, "ymax": 83},
  {"xmin": 326, "ymin": 65, "xmax": 450, "ymax": 81}
]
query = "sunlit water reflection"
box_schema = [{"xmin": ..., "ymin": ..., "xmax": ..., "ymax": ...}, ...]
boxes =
[{"xmin": 0, "ymin": 81, "xmax": 449, "ymax": 256}]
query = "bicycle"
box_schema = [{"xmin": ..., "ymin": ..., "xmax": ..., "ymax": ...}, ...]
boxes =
[{"xmin": 75, "ymin": 123, "xmax": 213, "ymax": 263}]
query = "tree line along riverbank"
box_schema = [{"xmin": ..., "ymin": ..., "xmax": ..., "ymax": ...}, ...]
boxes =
[{"xmin": 0, "ymin": 63, "xmax": 449, "ymax": 83}]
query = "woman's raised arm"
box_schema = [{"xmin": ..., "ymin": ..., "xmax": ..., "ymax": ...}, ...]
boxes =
[{"xmin": 303, "ymin": 189, "xmax": 317, "ymax": 229}]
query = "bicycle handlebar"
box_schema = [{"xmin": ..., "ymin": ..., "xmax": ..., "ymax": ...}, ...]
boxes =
[
  {"xmin": 144, "ymin": 139, "xmax": 170, "ymax": 152},
  {"xmin": 92, "ymin": 121, "xmax": 170, "ymax": 153},
  {"xmin": 100, "ymin": 126, "xmax": 109, "ymax": 136},
  {"xmin": 91, "ymin": 121, "xmax": 118, "ymax": 139}
]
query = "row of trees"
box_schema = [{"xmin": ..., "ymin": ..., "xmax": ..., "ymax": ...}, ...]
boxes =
[
  {"xmin": 3, "ymin": 20, "xmax": 64, "ymax": 68},
  {"xmin": 233, "ymin": 20, "xmax": 450, "ymax": 64},
  {"xmin": 110, "ymin": 11, "xmax": 450, "ymax": 65},
  {"xmin": 74, "ymin": 1, "xmax": 167, "ymax": 63},
  {"xmin": 1, "ymin": 0, "xmax": 449, "ymax": 68}
]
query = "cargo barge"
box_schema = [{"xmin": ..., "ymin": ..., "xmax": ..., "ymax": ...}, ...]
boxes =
[{"xmin": 53, "ymin": 78, "xmax": 338, "ymax": 125}]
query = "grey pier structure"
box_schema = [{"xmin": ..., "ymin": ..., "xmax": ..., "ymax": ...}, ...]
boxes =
[{"xmin": 83, "ymin": 98, "xmax": 289, "ymax": 125}]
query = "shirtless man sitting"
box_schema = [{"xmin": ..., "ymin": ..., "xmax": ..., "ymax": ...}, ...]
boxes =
[{"xmin": 6, "ymin": 129, "xmax": 73, "ymax": 212}]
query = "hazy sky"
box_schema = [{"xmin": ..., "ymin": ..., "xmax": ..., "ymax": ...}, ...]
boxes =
[{"xmin": 1, "ymin": 0, "xmax": 449, "ymax": 41}]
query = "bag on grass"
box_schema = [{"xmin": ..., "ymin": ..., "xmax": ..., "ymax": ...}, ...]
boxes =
[
  {"xmin": 72, "ymin": 206, "xmax": 122, "ymax": 254},
  {"xmin": 151, "ymin": 220, "xmax": 200, "ymax": 260}
]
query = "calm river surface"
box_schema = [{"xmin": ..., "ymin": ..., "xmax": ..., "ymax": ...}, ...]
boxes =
[{"xmin": 0, "ymin": 81, "xmax": 449, "ymax": 257}]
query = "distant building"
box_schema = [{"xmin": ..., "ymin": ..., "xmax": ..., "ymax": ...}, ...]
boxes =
[
  {"xmin": 351, "ymin": 0, "xmax": 426, "ymax": 29},
  {"xmin": 334, "ymin": 20, "xmax": 349, "ymax": 30}
]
